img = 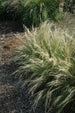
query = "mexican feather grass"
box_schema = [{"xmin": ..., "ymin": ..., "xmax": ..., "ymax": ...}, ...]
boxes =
[{"xmin": 15, "ymin": 22, "xmax": 75, "ymax": 113}]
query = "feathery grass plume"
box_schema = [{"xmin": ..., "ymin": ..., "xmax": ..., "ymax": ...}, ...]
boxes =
[{"xmin": 15, "ymin": 21, "xmax": 75, "ymax": 113}]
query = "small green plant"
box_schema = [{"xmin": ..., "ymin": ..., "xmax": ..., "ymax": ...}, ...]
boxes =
[{"xmin": 15, "ymin": 22, "xmax": 75, "ymax": 113}]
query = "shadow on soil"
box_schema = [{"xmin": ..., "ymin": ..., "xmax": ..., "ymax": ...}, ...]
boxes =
[{"xmin": 0, "ymin": 21, "xmax": 24, "ymax": 35}]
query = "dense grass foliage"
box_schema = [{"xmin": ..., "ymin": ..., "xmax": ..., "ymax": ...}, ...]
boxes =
[
  {"xmin": 0, "ymin": 0, "xmax": 22, "ymax": 21},
  {"xmin": 20, "ymin": 0, "xmax": 60, "ymax": 27},
  {"xmin": 0, "ymin": 0, "xmax": 74, "ymax": 27},
  {"xmin": 15, "ymin": 22, "xmax": 75, "ymax": 113},
  {"xmin": 64, "ymin": 0, "xmax": 75, "ymax": 13}
]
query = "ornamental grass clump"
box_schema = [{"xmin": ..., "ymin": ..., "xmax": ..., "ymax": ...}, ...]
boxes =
[{"xmin": 15, "ymin": 22, "xmax": 75, "ymax": 113}]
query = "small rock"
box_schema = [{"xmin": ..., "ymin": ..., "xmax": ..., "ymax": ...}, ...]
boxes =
[
  {"xmin": 0, "ymin": 38, "xmax": 4, "ymax": 41},
  {"xmin": 1, "ymin": 41, "xmax": 5, "ymax": 43},
  {"xmin": 2, "ymin": 34, "xmax": 5, "ymax": 38}
]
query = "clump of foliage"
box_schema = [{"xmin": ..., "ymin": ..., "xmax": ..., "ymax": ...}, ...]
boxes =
[
  {"xmin": 0, "ymin": 0, "xmax": 75, "ymax": 27},
  {"xmin": 64, "ymin": 0, "xmax": 75, "ymax": 14},
  {"xmin": 15, "ymin": 22, "xmax": 75, "ymax": 113},
  {"xmin": 19, "ymin": 0, "xmax": 60, "ymax": 27},
  {"xmin": 0, "ymin": 0, "xmax": 22, "ymax": 21},
  {"xmin": 0, "ymin": 0, "xmax": 61, "ymax": 27},
  {"xmin": 0, "ymin": 0, "xmax": 10, "ymax": 20}
]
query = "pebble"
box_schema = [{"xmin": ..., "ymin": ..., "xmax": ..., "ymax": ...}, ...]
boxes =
[
  {"xmin": 0, "ymin": 38, "xmax": 4, "ymax": 41},
  {"xmin": 2, "ymin": 34, "xmax": 5, "ymax": 38},
  {"xmin": 1, "ymin": 40, "xmax": 5, "ymax": 43}
]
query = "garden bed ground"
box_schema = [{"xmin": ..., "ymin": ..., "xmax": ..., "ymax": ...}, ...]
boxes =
[{"xmin": 0, "ymin": 21, "xmax": 44, "ymax": 113}]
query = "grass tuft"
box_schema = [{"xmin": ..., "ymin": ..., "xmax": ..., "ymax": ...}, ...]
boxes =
[{"xmin": 15, "ymin": 22, "xmax": 75, "ymax": 113}]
